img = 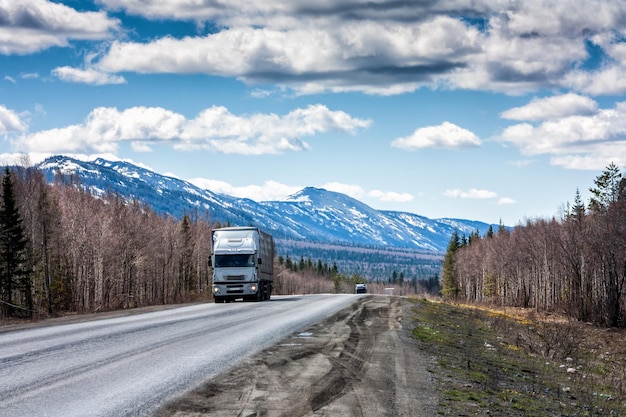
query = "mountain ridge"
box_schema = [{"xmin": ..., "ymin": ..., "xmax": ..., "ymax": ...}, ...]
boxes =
[{"xmin": 35, "ymin": 155, "xmax": 500, "ymax": 254}]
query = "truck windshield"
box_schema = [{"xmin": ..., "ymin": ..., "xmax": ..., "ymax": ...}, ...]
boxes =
[{"xmin": 214, "ymin": 254, "xmax": 255, "ymax": 268}]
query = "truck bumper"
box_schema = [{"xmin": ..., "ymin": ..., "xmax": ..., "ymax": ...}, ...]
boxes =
[{"xmin": 212, "ymin": 282, "xmax": 259, "ymax": 298}]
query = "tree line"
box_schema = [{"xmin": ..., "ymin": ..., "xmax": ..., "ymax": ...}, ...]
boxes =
[
  {"xmin": 0, "ymin": 164, "xmax": 434, "ymax": 320},
  {"xmin": 442, "ymin": 163, "xmax": 626, "ymax": 327},
  {"xmin": 276, "ymin": 239, "xmax": 442, "ymax": 284},
  {"xmin": 0, "ymin": 165, "xmax": 219, "ymax": 319}
]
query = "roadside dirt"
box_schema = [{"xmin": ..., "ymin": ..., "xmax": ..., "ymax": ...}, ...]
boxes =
[{"xmin": 155, "ymin": 295, "xmax": 438, "ymax": 417}]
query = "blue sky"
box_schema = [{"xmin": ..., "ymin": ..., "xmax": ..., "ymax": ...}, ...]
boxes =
[{"xmin": 1, "ymin": 0, "xmax": 626, "ymax": 225}]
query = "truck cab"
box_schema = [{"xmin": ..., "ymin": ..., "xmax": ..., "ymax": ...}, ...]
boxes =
[
  {"xmin": 355, "ymin": 283, "xmax": 367, "ymax": 294},
  {"xmin": 210, "ymin": 227, "xmax": 274, "ymax": 303}
]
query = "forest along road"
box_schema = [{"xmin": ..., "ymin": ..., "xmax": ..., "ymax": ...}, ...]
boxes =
[{"xmin": 0, "ymin": 295, "xmax": 361, "ymax": 417}]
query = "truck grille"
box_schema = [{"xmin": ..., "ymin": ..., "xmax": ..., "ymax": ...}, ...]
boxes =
[
  {"xmin": 226, "ymin": 284, "xmax": 244, "ymax": 294},
  {"xmin": 226, "ymin": 275, "xmax": 244, "ymax": 280}
]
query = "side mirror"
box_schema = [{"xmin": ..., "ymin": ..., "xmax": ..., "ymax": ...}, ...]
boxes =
[
  {"xmin": 257, "ymin": 258, "xmax": 262, "ymax": 265},
  {"xmin": 208, "ymin": 258, "xmax": 212, "ymax": 267}
]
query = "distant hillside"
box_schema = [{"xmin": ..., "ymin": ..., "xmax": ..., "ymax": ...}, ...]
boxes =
[{"xmin": 36, "ymin": 155, "xmax": 503, "ymax": 279}]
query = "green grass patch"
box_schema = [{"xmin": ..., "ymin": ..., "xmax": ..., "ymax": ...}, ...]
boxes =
[{"xmin": 410, "ymin": 298, "xmax": 626, "ymax": 416}]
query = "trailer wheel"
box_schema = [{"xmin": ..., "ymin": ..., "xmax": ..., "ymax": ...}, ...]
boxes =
[{"xmin": 263, "ymin": 282, "xmax": 270, "ymax": 301}]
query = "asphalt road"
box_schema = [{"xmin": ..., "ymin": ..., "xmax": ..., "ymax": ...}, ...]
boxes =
[{"xmin": 0, "ymin": 294, "xmax": 360, "ymax": 417}]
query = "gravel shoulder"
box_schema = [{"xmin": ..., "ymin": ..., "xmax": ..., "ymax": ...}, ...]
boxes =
[{"xmin": 155, "ymin": 295, "xmax": 438, "ymax": 417}]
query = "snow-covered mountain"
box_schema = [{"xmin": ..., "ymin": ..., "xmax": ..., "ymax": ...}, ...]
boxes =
[{"xmin": 36, "ymin": 155, "xmax": 499, "ymax": 253}]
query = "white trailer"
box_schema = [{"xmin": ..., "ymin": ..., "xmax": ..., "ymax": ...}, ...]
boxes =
[{"xmin": 209, "ymin": 227, "xmax": 274, "ymax": 303}]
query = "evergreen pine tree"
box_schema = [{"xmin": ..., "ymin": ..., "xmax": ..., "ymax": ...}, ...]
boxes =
[
  {"xmin": 571, "ymin": 187, "xmax": 586, "ymax": 221},
  {"xmin": 441, "ymin": 230, "xmax": 460, "ymax": 299},
  {"xmin": 497, "ymin": 219, "xmax": 507, "ymax": 235},
  {"xmin": 589, "ymin": 162, "xmax": 622, "ymax": 213},
  {"xmin": 0, "ymin": 168, "xmax": 31, "ymax": 318}
]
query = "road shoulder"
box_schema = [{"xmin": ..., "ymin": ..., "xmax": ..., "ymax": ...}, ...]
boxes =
[{"xmin": 155, "ymin": 295, "xmax": 439, "ymax": 417}]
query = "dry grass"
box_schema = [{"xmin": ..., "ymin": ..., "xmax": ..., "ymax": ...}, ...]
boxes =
[{"xmin": 410, "ymin": 297, "xmax": 626, "ymax": 416}]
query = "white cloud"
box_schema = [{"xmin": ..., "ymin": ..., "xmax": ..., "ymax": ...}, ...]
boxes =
[
  {"xmin": 367, "ymin": 189, "xmax": 414, "ymax": 203},
  {"xmin": 322, "ymin": 182, "xmax": 414, "ymax": 203},
  {"xmin": 97, "ymin": 21, "xmax": 473, "ymax": 76},
  {"xmin": 444, "ymin": 188, "xmax": 498, "ymax": 199},
  {"xmin": 4, "ymin": 76, "xmax": 16, "ymax": 84},
  {"xmin": 4, "ymin": 1, "xmax": 625, "ymax": 95},
  {"xmin": 498, "ymin": 197, "xmax": 516, "ymax": 205},
  {"xmin": 188, "ymin": 178, "xmax": 237, "ymax": 195},
  {"xmin": 188, "ymin": 178, "xmax": 415, "ymax": 204},
  {"xmin": 52, "ymin": 67, "xmax": 126, "ymax": 85},
  {"xmin": 189, "ymin": 178, "xmax": 301, "ymax": 201},
  {"xmin": 0, "ymin": 153, "xmax": 35, "ymax": 166},
  {"xmin": 564, "ymin": 65, "xmax": 626, "ymax": 96},
  {"xmin": 550, "ymin": 146, "xmax": 626, "ymax": 170},
  {"xmin": 0, "ymin": 105, "xmax": 28, "ymax": 133},
  {"xmin": 391, "ymin": 122, "xmax": 481, "ymax": 150},
  {"xmin": 0, "ymin": 0, "xmax": 120, "ymax": 55},
  {"xmin": 323, "ymin": 182, "xmax": 366, "ymax": 199},
  {"xmin": 13, "ymin": 104, "xmax": 370, "ymax": 155},
  {"xmin": 500, "ymin": 94, "xmax": 598, "ymax": 121},
  {"xmin": 81, "ymin": 1, "xmax": 626, "ymax": 95},
  {"xmin": 498, "ymin": 101, "xmax": 626, "ymax": 169},
  {"xmin": 99, "ymin": 0, "xmax": 229, "ymax": 21},
  {"xmin": 90, "ymin": 17, "xmax": 483, "ymax": 94}
]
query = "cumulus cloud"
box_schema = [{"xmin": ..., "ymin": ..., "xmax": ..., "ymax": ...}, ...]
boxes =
[
  {"xmin": 501, "ymin": 94, "xmax": 598, "ymax": 121},
  {"xmin": 444, "ymin": 188, "xmax": 498, "ymax": 199},
  {"xmin": 498, "ymin": 197, "xmax": 516, "ymax": 205},
  {"xmin": 0, "ymin": 105, "xmax": 28, "ymax": 133},
  {"xmin": 391, "ymin": 122, "xmax": 481, "ymax": 150},
  {"xmin": 61, "ymin": 0, "xmax": 623, "ymax": 95},
  {"xmin": 13, "ymin": 104, "xmax": 371, "ymax": 155},
  {"xmin": 498, "ymin": 101, "xmax": 626, "ymax": 169},
  {"xmin": 444, "ymin": 189, "xmax": 515, "ymax": 206},
  {"xmin": 188, "ymin": 177, "xmax": 414, "ymax": 204},
  {"xmin": 97, "ymin": 0, "xmax": 486, "ymax": 26},
  {"xmin": 94, "ymin": 18, "xmax": 473, "ymax": 95},
  {"xmin": 0, "ymin": 0, "xmax": 120, "ymax": 55},
  {"xmin": 52, "ymin": 67, "xmax": 126, "ymax": 85},
  {"xmin": 323, "ymin": 182, "xmax": 366, "ymax": 199},
  {"xmin": 323, "ymin": 183, "xmax": 415, "ymax": 204},
  {"xmin": 367, "ymin": 189, "xmax": 414, "ymax": 203},
  {"xmin": 189, "ymin": 178, "xmax": 301, "ymax": 201},
  {"xmin": 5, "ymin": 1, "xmax": 626, "ymax": 95}
]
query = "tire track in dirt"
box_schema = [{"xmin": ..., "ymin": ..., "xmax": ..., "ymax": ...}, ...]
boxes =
[
  {"xmin": 308, "ymin": 299, "xmax": 376, "ymax": 413},
  {"xmin": 156, "ymin": 296, "xmax": 438, "ymax": 417}
]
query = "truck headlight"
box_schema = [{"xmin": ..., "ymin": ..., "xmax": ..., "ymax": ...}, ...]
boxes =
[
  {"xmin": 249, "ymin": 284, "xmax": 257, "ymax": 292},
  {"xmin": 213, "ymin": 287, "xmax": 220, "ymax": 294}
]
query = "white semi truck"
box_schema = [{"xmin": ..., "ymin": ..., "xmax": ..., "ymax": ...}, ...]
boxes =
[{"xmin": 209, "ymin": 226, "xmax": 274, "ymax": 303}]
